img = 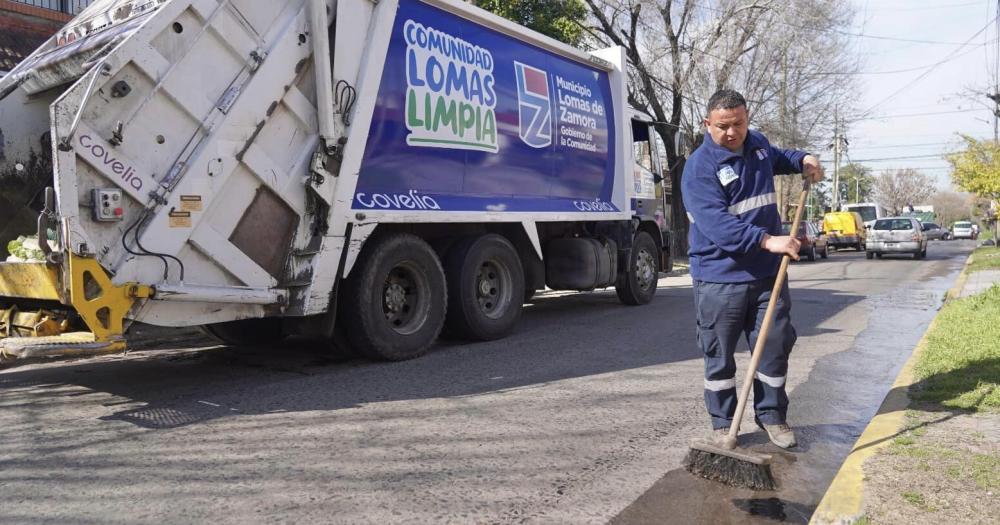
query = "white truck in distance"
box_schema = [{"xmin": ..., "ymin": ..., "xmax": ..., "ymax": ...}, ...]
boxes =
[{"xmin": 0, "ymin": 0, "xmax": 670, "ymax": 363}]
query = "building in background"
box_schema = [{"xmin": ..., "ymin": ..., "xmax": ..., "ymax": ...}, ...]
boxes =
[{"xmin": 0, "ymin": 1, "xmax": 90, "ymax": 77}]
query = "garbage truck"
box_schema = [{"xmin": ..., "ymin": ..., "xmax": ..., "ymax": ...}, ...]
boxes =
[{"xmin": 0, "ymin": 0, "xmax": 671, "ymax": 363}]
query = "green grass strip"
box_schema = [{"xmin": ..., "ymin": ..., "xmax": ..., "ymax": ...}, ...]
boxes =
[
  {"xmin": 967, "ymin": 246, "xmax": 1000, "ymax": 273},
  {"xmin": 913, "ymin": 284, "xmax": 1000, "ymax": 412}
]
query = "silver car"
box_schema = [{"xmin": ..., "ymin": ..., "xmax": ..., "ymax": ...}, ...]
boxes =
[
  {"xmin": 866, "ymin": 217, "xmax": 928, "ymax": 259},
  {"xmin": 951, "ymin": 221, "xmax": 975, "ymax": 240},
  {"xmin": 920, "ymin": 222, "xmax": 948, "ymax": 241}
]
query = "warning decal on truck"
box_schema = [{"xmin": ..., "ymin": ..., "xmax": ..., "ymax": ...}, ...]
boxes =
[{"xmin": 356, "ymin": 0, "xmax": 618, "ymax": 213}]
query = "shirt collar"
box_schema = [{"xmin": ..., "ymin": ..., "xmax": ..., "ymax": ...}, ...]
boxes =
[{"xmin": 702, "ymin": 131, "xmax": 744, "ymax": 163}]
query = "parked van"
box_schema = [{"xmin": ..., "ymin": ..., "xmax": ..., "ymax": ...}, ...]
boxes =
[{"xmin": 822, "ymin": 211, "xmax": 866, "ymax": 251}]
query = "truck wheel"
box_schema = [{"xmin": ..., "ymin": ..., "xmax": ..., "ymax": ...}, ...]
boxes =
[
  {"xmin": 444, "ymin": 234, "xmax": 524, "ymax": 341},
  {"xmin": 866, "ymin": 251, "xmax": 874, "ymax": 260},
  {"xmin": 200, "ymin": 317, "xmax": 284, "ymax": 347},
  {"xmin": 616, "ymin": 231, "xmax": 658, "ymax": 306},
  {"xmin": 808, "ymin": 245, "xmax": 817, "ymax": 262},
  {"xmin": 340, "ymin": 233, "xmax": 446, "ymax": 361}
]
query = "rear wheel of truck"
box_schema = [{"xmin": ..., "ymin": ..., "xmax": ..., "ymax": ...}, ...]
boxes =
[
  {"xmin": 866, "ymin": 251, "xmax": 874, "ymax": 260},
  {"xmin": 200, "ymin": 317, "xmax": 285, "ymax": 347},
  {"xmin": 444, "ymin": 234, "xmax": 524, "ymax": 341},
  {"xmin": 341, "ymin": 233, "xmax": 447, "ymax": 361},
  {"xmin": 807, "ymin": 245, "xmax": 817, "ymax": 262},
  {"xmin": 616, "ymin": 231, "xmax": 658, "ymax": 306}
]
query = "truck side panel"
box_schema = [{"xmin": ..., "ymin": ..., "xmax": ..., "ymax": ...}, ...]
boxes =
[{"xmin": 354, "ymin": 0, "xmax": 617, "ymax": 214}]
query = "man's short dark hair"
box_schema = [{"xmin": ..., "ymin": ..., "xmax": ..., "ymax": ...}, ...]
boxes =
[{"xmin": 707, "ymin": 89, "xmax": 747, "ymax": 114}]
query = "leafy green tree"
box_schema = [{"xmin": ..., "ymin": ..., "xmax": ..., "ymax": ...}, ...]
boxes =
[
  {"xmin": 947, "ymin": 135, "xmax": 1000, "ymax": 238},
  {"xmin": 838, "ymin": 163, "xmax": 875, "ymax": 203},
  {"xmin": 474, "ymin": 0, "xmax": 587, "ymax": 46}
]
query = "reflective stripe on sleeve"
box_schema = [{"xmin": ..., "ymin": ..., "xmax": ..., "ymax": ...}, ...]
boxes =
[{"xmin": 728, "ymin": 192, "xmax": 777, "ymax": 215}]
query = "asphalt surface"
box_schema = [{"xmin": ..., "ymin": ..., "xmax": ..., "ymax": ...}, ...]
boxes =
[{"xmin": 0, "ymin": 240, "xmax": 976, "ymax": 524}]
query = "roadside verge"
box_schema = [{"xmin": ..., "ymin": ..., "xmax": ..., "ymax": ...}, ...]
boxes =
[{"xmin": 811, "ymin": 246, "xmax": 1000, "ymax": 524}]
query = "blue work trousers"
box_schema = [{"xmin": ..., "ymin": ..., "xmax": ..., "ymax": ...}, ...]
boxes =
[{"xmin": 692, "ymin": 278, "xmax": 797, "ymax": 430}]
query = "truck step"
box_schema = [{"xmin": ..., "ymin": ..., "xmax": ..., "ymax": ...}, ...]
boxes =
[{"xmin": 1, "ymin": 332, "xmax": 124, "ymax": 362}]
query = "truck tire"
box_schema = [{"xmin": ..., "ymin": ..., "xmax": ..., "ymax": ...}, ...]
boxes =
[
  {"xmin": 616, "ymin": 231, "xmax": 658, "ymax": 306},
  {"xmin": 807, "ymin": 245, "xmax": 817, "ymax": 262},
  {"xmin": 444, "ymin": 234, "xmax": 524, "ymax": 341},
  {"xmin": 340, "ymin": 233, "xmax": 447, "ymax": 361},
  {"xmin": 200, "ymin": 317, "xmax": 285, "ymax": 347}
]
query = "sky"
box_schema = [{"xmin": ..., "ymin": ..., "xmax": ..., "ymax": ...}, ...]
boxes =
[{"xmin": 841, "ymin": 0, "xmax": 999, "ymax": 191}]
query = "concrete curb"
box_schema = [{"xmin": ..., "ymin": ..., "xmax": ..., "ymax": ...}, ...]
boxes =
[{"xmin": 809, "ymin": 253, "xmax": 974, "ymax": 524}]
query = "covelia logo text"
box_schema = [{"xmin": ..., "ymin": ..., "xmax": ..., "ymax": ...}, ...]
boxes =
[
  {"xmin": 404, "ymin": 20, "xmax": 498, "ymax": 152},
  {"xmin": 573, "ymin": 199, "xmax": 617, "ymax": 212},
  {"xmin": 356, "ymin": 190, "xmax": 442, "ymax": 210}
]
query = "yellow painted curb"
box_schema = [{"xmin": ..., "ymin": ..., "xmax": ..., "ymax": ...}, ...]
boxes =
[
  {"xmin": 945, "ymin": 255, "xmax": 974, "ymax": 301},
  {"xmin": 809, "ymin": 323, "xmax": 926, "ymax": 524},
  {"xmin": 810, "ymin": 250, "xmax": 974, "ymax": 524}
]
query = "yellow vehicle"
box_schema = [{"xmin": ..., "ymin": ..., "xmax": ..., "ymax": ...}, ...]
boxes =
[{"xmin": 822, "ymin": 211, "xmax": 866, "ymax": 251}]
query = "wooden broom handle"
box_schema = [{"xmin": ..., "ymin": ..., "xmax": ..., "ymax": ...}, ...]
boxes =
[{"xmin": 727, "ymin": 179, "xmax": 810, "ymax": 442}]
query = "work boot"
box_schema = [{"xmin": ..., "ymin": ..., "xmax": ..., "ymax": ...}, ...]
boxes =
[
  {"xmin": 712, "ymin": 427, "xmax": 731, "ymax": 444},
  {"xmin": 755, "ymin": 417, "xmax": 797, "ymax": 449}
]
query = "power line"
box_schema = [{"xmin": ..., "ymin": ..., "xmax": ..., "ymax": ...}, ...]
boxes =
[
  {"xmin": 860, "ymin": 16, "xmax": 998, "ymax": 117},
  {"xmin": 829, "ymin": 153, "xmax": 949, "ymax": 162},
  {"xmin": 849, "ymin": 108, "xmax": 986, "ymax": 122},
  {"xmin": 689, "ymin": 1, "xmax": 991, "ymax": 46},
  {"xmin": 809, "ymin": 42, "xmax": 990, "ymax": 76},
  {"xmin": 865, "ymin": 1, "xmax": 984, "ymax": 12},
  {"xmin": 850, "ymin": 141, "xmax": 961, "ymax": 150}
]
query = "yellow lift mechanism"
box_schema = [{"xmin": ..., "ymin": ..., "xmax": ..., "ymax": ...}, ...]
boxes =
[{"xmin": 0, "ymin": 252, "xmax": 151, "ymax": 361}]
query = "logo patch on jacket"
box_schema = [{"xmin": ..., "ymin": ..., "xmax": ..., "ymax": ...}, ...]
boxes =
[
  {"xmin": 755, "ymin": 148, "xmax": 768, "ymax": 160},
  {"xmin": 717, "ymin": 165, "xmax": 739, "ymax": 186}
]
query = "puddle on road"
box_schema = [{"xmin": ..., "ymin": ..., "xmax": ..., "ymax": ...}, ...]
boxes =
[{"xmin": 610, "ymin": 460, "xmax": 815, "ymax": 525}]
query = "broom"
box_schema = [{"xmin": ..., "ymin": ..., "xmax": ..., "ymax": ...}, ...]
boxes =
[{"xmin": 682, "ymin": 177, "xmax": 811, "ymax": 491}]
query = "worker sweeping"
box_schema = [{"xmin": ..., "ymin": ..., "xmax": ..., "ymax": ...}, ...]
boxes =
[{"xmin": 680, "ymin": 89, "xmax": 823, "ymax": 489}]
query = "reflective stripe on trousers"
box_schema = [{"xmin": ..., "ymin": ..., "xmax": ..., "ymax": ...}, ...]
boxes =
[{"xmin": 693, "ymin": 277, "xmax": 797, "ymax": 430}]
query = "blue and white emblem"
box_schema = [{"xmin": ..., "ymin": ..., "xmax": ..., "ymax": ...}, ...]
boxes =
[
  {"xmin": 514, "ymin": 61, "xmax": 552, "ymax": 148},
  {"xmin": 717, "ymin": 165, "xmax": 739, "ymax": 186}
]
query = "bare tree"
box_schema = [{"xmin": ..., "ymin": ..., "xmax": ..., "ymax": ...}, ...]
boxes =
[
  {"xmin": 582, "ymin": 0, "xmax": 775, "ymax": 255},
  {"xmin": 930, "ymin": 191, "xmax": 974, "ymax": 229},
  {"xmin": 581, "ymin": 0, "xmax": 860, "ymax": 251},
  {"xmin": 873, "ymin": 169, "xmax": 936, "ymax": 216}
]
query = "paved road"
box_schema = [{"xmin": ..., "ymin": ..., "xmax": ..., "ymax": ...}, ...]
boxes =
[{"xmin": 0, "ymin": 240, "xmax": 975, "ymax": 524}]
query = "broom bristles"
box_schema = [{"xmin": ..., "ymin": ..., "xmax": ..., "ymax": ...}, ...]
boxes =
[{"xmin": 682, "ymin": 448, "xmax": 776, "ymax": 491}]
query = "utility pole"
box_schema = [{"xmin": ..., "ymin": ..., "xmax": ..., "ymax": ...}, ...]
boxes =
[{"xmin": 832, "ymin": 110, "xmax": 843, "ymax": 210}]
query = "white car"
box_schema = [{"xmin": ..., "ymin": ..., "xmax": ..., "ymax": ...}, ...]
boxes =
[
  {"xmin": 867, "ymin": 217, "xmax": 928, "ymax": 260},
  {"xmin": 951, "ymin": 221, "xmax": 975, "ymax": 240}
]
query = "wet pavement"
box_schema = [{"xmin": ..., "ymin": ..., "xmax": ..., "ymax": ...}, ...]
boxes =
[
  {"xmin": 612, "ymin": 242, "xmax": 971, "ymax": 524},
  {"xmin": 0, "ymin": 241, "xmax": 976, "ymax": 524}
]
